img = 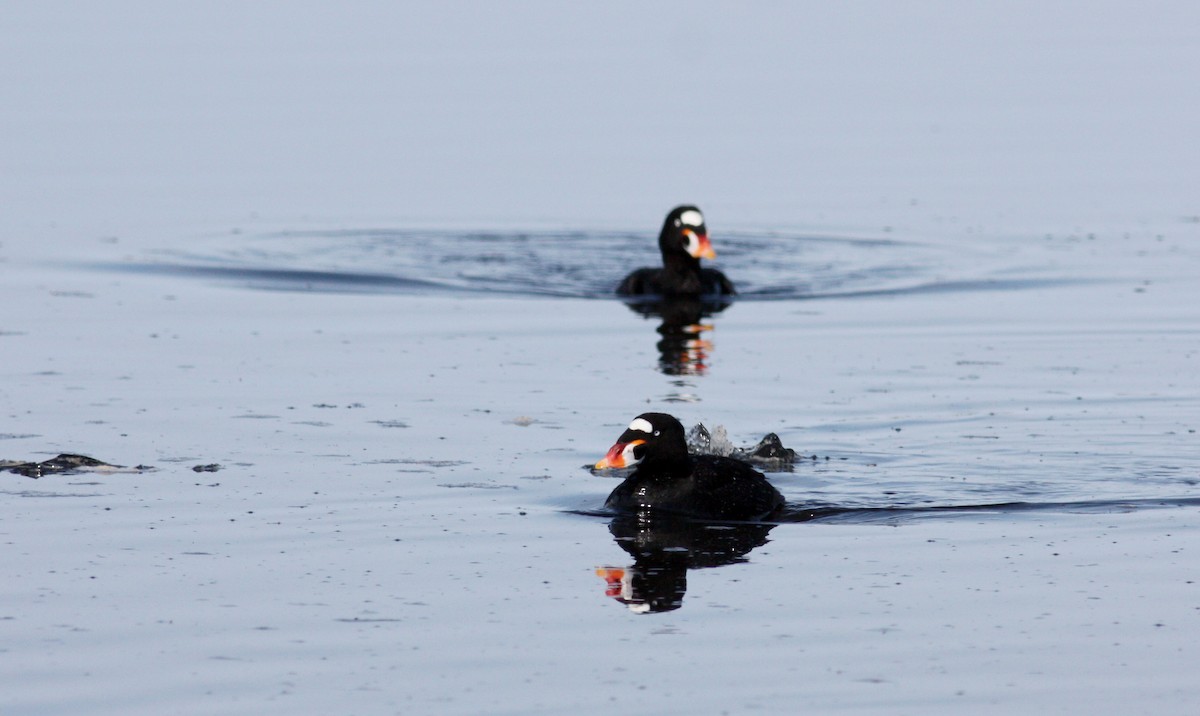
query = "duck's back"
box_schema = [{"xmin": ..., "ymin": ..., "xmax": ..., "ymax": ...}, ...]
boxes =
[
  {"xmin": 616, "ymin": 267, "xmax": 736, "ymax": 297},
  {"xmin": 615, "ymin": 267, "xmax": 660, "ymax": 296}
]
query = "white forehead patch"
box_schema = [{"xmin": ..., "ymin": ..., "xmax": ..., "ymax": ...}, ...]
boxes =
[
  {"xmin": 628, "ymin": 417, "xmax": 654, "ymax": 434},
  {"xmin": 679, "ymin": 209, "xmax": 704, "ymax": 227}
]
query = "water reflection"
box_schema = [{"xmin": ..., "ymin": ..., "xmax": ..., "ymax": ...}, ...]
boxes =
[
  {"xmin": 624, "ymin": 297, "xmax": 732, "ymax": 378},
  {"xmin": 595, "ymin": 512, "xmax": 775, "ymax": 613}
]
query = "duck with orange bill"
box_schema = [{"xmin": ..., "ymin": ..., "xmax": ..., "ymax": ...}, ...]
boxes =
[
  {"xmin": 594, "ymin": 412, "xmax": 783, "ymax": 521},
  {"xmin": 616, "ymin": 206, "xmax": 735, "ymax": 297}
]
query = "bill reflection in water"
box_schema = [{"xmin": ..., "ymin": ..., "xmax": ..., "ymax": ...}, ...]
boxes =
[
  {"xmin": 596, "ymin": 513, "xmax": 776, "ymax": 613},
  {"xmin": 623, "ymin": 297, "xmax": 732, "ymax": 377}
]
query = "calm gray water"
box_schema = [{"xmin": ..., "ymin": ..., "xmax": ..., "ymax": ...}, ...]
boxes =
[{"xmin": 3, "ymin": 4, "xmax": 1199, "ymax": 715}]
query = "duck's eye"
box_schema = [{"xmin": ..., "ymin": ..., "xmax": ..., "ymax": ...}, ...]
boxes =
[{"xmin": 653, "ymin": 430, "xmax": 660, "ymax": 436}]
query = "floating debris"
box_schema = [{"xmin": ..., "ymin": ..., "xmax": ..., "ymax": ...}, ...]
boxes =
[
  {"xmin": 369, "ymin": 458, "xmax": 469, "ymax": 468},
  {"xmin": 438, "ymin": 482, "xmax": 518, "ymax": 490},
  {"xmin": 370, "ymin": 420, "xmax": 410, "ymax": 429},
  {"xmin": 191, "ymin": 464, "xmax": 222, "ymax": 473},
  {"xmin": 1, "ymin": 453, "xmax": 153, "ymax": 479}
]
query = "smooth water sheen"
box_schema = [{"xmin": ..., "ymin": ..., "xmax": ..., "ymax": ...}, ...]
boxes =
[
  {"xmin": 101, "ymin": 226, "xmax": 1053, "ymax": 300},
  {"xmin": 4, "ymin": 218, "xmax": 1198, "ymax": 715},
  {"xmin": 93, "ymin": 224, "xmax": 1199, "ymax": 521},
  {"xmin": 3, "ymin": 3, "xmax": 1200, "ymax": 714}
]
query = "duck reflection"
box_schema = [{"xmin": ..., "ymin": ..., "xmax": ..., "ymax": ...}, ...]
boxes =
[
  {"xmin": 624, "ymin": 297, "xmax": 732, "ymax": 377},
  {"xmin": 595, "ymin": 511, "xmax": 775, "ymax": 613}
]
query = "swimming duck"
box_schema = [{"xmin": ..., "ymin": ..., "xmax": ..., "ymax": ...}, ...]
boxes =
[
  {"xmin": 616, "ymin": 206, "xmax": 735, "ymax": 297},
  {"xmin": 594, "ymin": 412, "xmax": 783, "ymax": 520}
]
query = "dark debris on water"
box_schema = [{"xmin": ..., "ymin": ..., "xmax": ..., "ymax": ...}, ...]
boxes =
[{"xmin": 1, "ymin": 453, "xmax": 154, "ymax": 479}]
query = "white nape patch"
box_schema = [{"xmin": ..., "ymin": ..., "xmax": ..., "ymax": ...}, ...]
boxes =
[
  {"xmin": 628, "ymin": 417, "xmax": 654, "ymax": 434},
  {"xmin": 679, "ymin": 209, "xmax": 704, "ymax": 227}
]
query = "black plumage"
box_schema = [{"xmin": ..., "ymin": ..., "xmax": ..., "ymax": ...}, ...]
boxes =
[
  {"xmin": 595, "ymin": 412, "xmax": 783, "ymax": 521},
  {"xmin": 616, "ymin": 205, "xmax": 736, "ymax": 297}
]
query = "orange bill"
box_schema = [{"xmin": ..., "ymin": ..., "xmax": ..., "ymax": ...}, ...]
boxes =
[
  {"xmin": 594, "ymin": 439, "xmax": 644, "ymax": 469},
  {"xmin": 685, "ymin": 228, "xmax": 716, "ymax": 260}
]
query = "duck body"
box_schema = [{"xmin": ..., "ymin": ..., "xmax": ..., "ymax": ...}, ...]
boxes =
[
  {"xmin": 605, "ymin": 453, "xmax": 783, "ymax": 520},
  {"xmin": 616, "ymin": 265, "xmax": 735, "ymax": 297},
  {"xmin": 595, "ymin": 412, "xmax": 784, "ymax": 521},
  {"xmin": 617, "ymin": 205, "xmax": 736, "ymax": 298}
]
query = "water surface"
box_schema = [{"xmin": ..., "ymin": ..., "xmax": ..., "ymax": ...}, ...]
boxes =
[
  {"xmin": 3, "ymin": 3, "xmax": 1200, "ymax": 714},
  {"xmin": 3, "ymin": 216, "xmax": 1198, "ymax": 714}
]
